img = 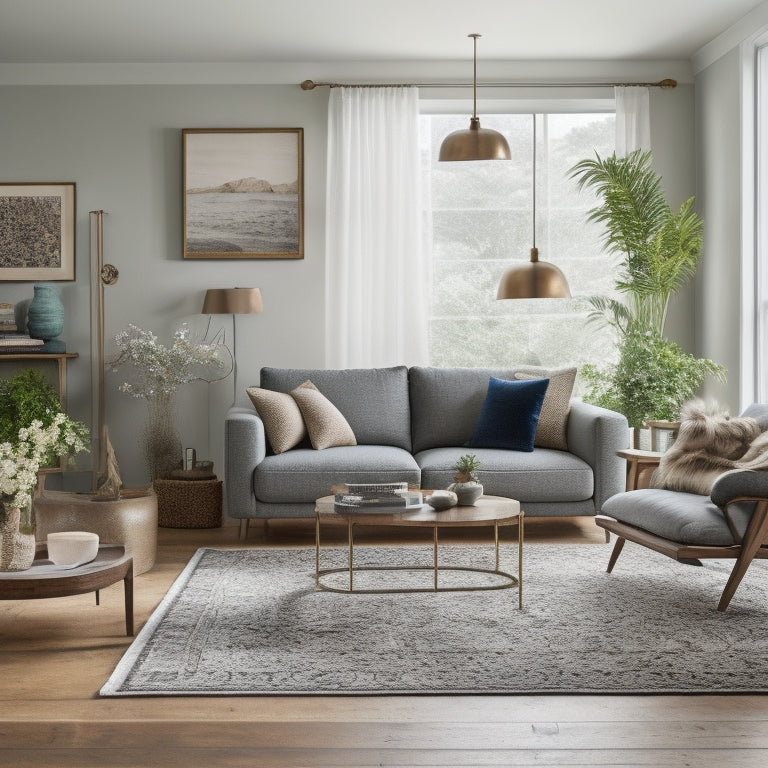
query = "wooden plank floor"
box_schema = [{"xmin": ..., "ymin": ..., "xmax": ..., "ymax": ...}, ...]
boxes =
[{"xmin": 2, "ymin": 517, "xmax": 768, "ymax": 767}]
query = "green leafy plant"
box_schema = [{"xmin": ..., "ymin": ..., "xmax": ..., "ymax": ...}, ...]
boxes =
[
  {"xmin": 581, "ymin": 328, "xmax": 725, "ymax": 429},
  {"xmin": 0, "ymin": 370, "xmax": 67, "ymax": 453},
  {"xmin": 453, "ymin": 454, "xmax": 480, "ymax": 484},
  {"xmin": 569, "ymin": 150, "xmax": 725, "ymax": 427}
]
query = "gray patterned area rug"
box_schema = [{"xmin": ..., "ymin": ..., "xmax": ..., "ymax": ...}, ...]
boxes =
[{"xmin": 101, "ymin": 543, "xmax": 768, "ymax": 696}]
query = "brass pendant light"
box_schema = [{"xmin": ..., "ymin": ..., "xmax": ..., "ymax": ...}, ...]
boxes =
[
  {"xmin": 496, "ymin": 115, "xmax": 571, "ymax": 299},
  {"xmin": 439, "ymin": 34, "xmax": 511, "ymax": 162}
]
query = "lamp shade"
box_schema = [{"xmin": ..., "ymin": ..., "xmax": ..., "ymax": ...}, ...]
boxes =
[
  {"xmin": 496, "ymin": 248, "xmax": 571, "ymax": 299},
  {"xmin": 202, "ymin": 287, "xmax": 263, "ymax": 315},
  {"xmin": 439, "ymin": 118, "xmax": 511, "ymax": 162}
]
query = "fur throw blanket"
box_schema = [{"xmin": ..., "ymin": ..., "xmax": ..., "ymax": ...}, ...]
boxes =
[{"xmin": 651, "ymin": 400, "xmax": 768, "ymax": 496}]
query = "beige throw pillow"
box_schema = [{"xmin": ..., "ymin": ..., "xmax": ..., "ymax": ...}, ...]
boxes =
[
  {"xmin": 514, "ymin": 367, "xmax": 577, "ymax": 450},
  {"xmin": 290, "ymin": 380, "xmax": 357, "ymax": 450},
  {"xmin": 246, "ymin": 387, "xmax": 307, "ymax": 454}
]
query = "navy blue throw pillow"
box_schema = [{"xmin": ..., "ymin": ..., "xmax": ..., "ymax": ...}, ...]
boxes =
[{"xmin": 468, "ymin": 377, "xmax": 550, "ymax": 452}]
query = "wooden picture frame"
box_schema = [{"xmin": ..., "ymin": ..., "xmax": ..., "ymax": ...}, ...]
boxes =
[
  {"xmin": 0, "ymin": 183, "xmax": 76, "ymax": 280},
  {"xmin": 183, "ymin": 128, "xmax": 304, "ymax": 260}
]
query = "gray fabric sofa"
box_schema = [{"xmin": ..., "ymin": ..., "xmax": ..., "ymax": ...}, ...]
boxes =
[{"xmin": 225, "ymin": 365, "xmax": 629, "ymax": 537}]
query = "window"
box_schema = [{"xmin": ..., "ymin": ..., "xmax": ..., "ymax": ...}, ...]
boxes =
[{"xmin": 421, "ymin": 112, "xmax": 617, "ymax": 372}]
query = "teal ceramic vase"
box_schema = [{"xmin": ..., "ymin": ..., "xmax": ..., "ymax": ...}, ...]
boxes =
[{"xmin": 27, "ymin": 284, "xmax": 64, "ymax": 341}]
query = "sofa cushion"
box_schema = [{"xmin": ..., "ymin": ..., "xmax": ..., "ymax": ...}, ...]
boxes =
[
  {"xmin": 254, "ymin": 445, "xmax": 420, "ymax": 503},
  {"xmin": 515, "ymin": 367, "xmax": 576, "ymax": 450},
  {"xmin": 468, "ymin": 377, "xmax": 548, "ymax": 452},
  {"xmin": 245, "ymin": 387, "xmax": 306, "ymax": 454},
  {"xmin": 601, "ymin": 489, "xmax": 736, "ymax": 546},
  {"xmin": 409, "ymin": 366, "xmax": 523, "ymax": 453},
  {"xmin": 416, "ymin": 447, "xmax": 594, "ymax": 503},
  {"xmin": 261, "ymin": 366, "xmax": 411, "ymax": 450},
  {"xmin": 290, "ymin": 380, "xmax": 357, "ymax": 450}
]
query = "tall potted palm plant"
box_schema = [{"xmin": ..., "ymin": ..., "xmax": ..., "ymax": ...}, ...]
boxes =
[{"xmin": 570, "ymin": 150, "xmax": 725, "ymax": 430}]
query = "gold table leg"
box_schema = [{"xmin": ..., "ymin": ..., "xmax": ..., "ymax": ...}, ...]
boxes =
[{"xmin": 348, "ymin": 518, "xmax": 354, "ymax": 592}]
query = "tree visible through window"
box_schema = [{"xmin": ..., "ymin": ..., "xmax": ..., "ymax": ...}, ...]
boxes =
[{"xmin": 421, "ymin": 112, "xmax": 618, "ymax": 377}]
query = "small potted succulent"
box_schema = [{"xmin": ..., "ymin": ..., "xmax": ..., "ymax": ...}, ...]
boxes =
[{"xmin": 448, "ymin": 454, "xmax": 483, "ymax": 505}]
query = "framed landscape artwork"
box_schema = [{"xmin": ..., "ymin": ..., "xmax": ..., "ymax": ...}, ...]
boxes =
[
  {"xmin": 0, "ymin": 183, "xmax": 76, "ymax": 280},
  {"xmin": 183, "ymin": 128, "xmax": 304, "ymax": 260}
]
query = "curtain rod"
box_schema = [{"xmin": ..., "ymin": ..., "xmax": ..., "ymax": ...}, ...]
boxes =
[{"xmin": 300, "ymin": 78, "xmax": 677, "ymax": 91}]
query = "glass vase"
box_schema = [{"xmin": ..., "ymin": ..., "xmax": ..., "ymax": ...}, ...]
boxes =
[
  {"xmin": 0, "ymin": 499, "xmax": 36, "ymax": 571},
  {"xmin": 144, "ymin": 393, "xmax": 182, "ymax": 481}
]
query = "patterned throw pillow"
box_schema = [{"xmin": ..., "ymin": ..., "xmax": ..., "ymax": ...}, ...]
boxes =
[
  {"xmin": 245, "ymin": 387, "xmax": 307, "ymax": 454},
  {"xmin": 514, "ymin": 367, "xmax": 577, "ymax": 450},
  {"xmin": 290, "ymin": 380, "xmax": 357, "ymax": 450}
]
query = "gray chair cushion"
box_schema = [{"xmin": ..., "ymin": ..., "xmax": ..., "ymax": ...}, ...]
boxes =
[
  {"xmin": 254, "ymin": 445, "xmax": 420, "ymax": 503},
  {"xmin": 260, "ymin": 366, "xmax": 411, "ymax": 450},
  {"xmin": 601, "ymin": 489, "xmax": 736, "ymax": 546},
  {"xmin": 741, "ymin": 403, "xmax": 768, "ymax": 430},
  {"xmin": 409, "ymin": 366, "xmax": 523, "ymax": 453},
  {"xmin": 416, "ymin": 446, "xmax": 593, "ymax": 502}
]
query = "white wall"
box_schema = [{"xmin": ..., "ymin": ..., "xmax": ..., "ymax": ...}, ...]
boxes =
[
  {"xmin": 0, "ymin": 68, "xmax": 697, "ymax": 492},
  {"xmin": 695, "ymin": 49, "xmax": 744, "ymax": 411}
]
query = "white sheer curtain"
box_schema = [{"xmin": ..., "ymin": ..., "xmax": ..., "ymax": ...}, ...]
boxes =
[
  {"xmin": 614, "ymin": 85, "xmax": 650, "ymax": 156},
  {"xmin": 325, "ymin": 86, "xmax": 430, "ymax": 369}
]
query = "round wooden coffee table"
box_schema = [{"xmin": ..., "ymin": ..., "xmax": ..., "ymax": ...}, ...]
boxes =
[
  {"xmin": 314, "ymin": 494, "xmax": 523, "ymax": 608},
  {"xmin": 0, "ymin": 545, "xmax": 134, "ymax": 635}
]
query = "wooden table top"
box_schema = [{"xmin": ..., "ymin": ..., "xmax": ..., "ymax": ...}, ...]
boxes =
[
  {"xmin": 0, "ymin": 545, "xmax": 132, "ymax": 599},
  {"xmin": 315, "ymin": 494, "xmax": 521, "ymax": 527}
]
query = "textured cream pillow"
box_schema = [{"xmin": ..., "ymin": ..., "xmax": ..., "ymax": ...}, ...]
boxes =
[
  {"xmin": 514, "ymin": 367, "xmax": 577, "ymax": 450},
  {"xmin": 290, "ymin": 380, "xmax": 357, "ymax": 450},
  {"xmin": 246, "ymin": 387, "xmax": 307, "ymax": 454}
]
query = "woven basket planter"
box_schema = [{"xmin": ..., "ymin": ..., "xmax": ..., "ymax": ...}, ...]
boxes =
[{"xmin": 154, "ymin": 478, "xmax": 222, "ymax": 529}]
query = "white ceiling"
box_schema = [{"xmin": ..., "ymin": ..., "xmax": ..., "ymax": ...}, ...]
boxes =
[{"xmin": 0, "ymin": 0, "xmax": 765, "ymax": 64}]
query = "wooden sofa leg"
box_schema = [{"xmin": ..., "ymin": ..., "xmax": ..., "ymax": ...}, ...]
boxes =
[
  {"xmin": 239, "ymin": 519, "xmax": 250, "ymax": 540},
  {"xmin": 606, "ymin": 537, "xmax": 625, "ymax": 573},
  {"xmin": 604, "ymin": 528, "xmax": 610, "ymax": 543},
  {"xmin": 717, "ymin": 502, "xmax": 768, "ymax": 612}
]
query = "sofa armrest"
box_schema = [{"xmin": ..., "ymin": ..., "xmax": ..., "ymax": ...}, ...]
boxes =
[
  {"xmin": 566, "ymin": 401, "xmax": 629, "ymax": 512},
  {"xmin": 224, "ymin": 406, "xmax": 267, "ymax": 519}
]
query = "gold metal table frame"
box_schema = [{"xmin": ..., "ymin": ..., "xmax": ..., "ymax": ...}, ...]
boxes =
[{"xmin": 314, "ymin": 495, "xmax": 523, "ymax": 609}]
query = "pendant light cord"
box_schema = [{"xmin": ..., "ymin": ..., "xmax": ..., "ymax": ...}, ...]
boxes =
[
  {"xmin": 532, "ymin": 114, "xmax": 537, "ymax": 251},
  {"xmin": 471, "ymin": 33, "xmax": 479, "ymax": 121}
]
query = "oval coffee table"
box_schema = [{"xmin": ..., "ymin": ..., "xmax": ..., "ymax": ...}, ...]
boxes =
[
  {"xmin": 314, "ymin": 494, "xmax": 523, "ymax": 608},
  {"xmin": 0, "ymin": 545, "xmax": 134, "ymax": 635}
]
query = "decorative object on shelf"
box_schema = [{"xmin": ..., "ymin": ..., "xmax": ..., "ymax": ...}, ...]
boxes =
[
  {"xmin": 570, "ymin": 149, "xmax": 725, "ymax": 429},
  {"xmin": 183, "ymin": 128, "xmax": 304, "ymax": 259},
  {"xmin": 94, "ymin": 429, "xmax": 122, "ymax": 501},
  {"xmin": 497, "ymin": 114, "xmax": 571, "ymax": 299},
  {"xmin": 111, "ymin": 323, "xmax": 229, "ymax": 481},
  {"xmin": 46, "ymin": 531, "xmax": 99, "ymax": 567},
  {"xmin": 426, "ymin": 490, "xmax": 458, "ymax": 511},
  {"xmin": 201, "ymin": 287, "xmax": 262, "ymax": 403},
  {"xmin": 448, "ymin": 454, "xmax": 484, "ymax": 505},
  {"xmin": 439, "ymin": 34, "xmax": 510, "ymax": 162},
  {"xmin": 0, "ymin": 302, "xmax": 17, "ymax": 332},
  {"xmin": 26, "ymin": 283, "xmax": 65, "ymax": 352},
  {"xmin": 0, "ymin": 183, "xmax": 76, "ymax": 281}
]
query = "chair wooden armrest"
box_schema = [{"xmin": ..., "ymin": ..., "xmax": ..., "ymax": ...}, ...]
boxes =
[{"xmin": 616, "ymin": 449, "xmax": 663, "ymax": 491}]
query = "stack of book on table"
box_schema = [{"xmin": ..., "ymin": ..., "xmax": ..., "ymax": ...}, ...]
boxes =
[
  {"xmin": 333, "ymin": 481, "xmax": 423, "ymax": 512},
  {"xmin": 0, "ymin": 303, "xmax": 18, "ymax": 334},
  {"xmin": 0, "ymin": 333, "xmax": 45, "ymax": 354}
]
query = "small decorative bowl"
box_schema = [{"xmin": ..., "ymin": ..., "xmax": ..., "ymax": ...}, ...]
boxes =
[
  {"xmin": 47, "ymin": 531, "xmax": 100, "ymax": 567},
  {"xmin": 427, "ymin": 490, "xmax": 458, "ymax": 511}
]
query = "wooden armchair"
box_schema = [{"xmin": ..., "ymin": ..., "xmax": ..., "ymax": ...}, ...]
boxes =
[{"xmin": 597, "ymin": 455, "xmax": 768, "ymax": 611}]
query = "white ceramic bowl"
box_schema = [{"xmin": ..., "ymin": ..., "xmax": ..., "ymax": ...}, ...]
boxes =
[{"xmin": 47, "ymin": 531, "xmax": 100, "ymax": 566}]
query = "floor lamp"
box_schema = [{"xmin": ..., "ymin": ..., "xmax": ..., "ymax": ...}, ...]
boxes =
[{"xmin": 201, "ymin": 288, "xmax": 263, "ymax": 402}]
